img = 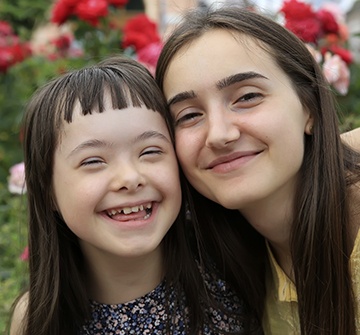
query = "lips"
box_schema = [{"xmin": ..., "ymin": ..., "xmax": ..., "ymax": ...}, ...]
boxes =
[{"xmin": 206, "ymin": 150, "xmax": 261, "ymax": 170}]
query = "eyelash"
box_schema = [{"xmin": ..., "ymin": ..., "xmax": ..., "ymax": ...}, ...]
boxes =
[
  {"xmin": 81, "ymin": 158, "xmax": 104, "ymax": 166},
  {"xmin": 141, "ymin": 149, "xmax": 163, "ymax": 156},
  {"xmin": 176, "ymin": 112, "xmax": 202, "ymax": 126},
  {"xmin": 236, "ymin": 92, "xmax": 263, "ymax": 102}
]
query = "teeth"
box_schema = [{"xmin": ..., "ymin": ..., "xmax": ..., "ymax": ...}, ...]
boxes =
[
  {"xmin": 123, "ymin": 207, "xmax": 132, "ymax": 214},
  {"xmin": 107, "ymin": 202, "xmax": 152, "ymax": 216}
]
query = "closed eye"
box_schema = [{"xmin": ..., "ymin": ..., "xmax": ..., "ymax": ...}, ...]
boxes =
[
  {"xmin": 81, "ymin": 158, "xmax": 105, "ymax": 166},
  {"xmin": 140, "ymin": 148, "xmax": 163, "ymax": 156}
]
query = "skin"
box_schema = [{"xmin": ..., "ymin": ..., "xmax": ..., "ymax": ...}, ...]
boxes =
[
  {"xmin": 52, "ymin": 93, "xmax": 182, "ymax": 303},
  {"xmin": 163, "ymin": 29, "xmax": 317, "ymax": 277}
]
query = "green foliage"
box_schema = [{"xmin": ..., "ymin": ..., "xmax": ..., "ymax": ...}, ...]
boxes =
[
  {"xmin": 0, "ymin": 185, "xmax": 28, "ymax": 333},
  {"xmin": 0, "ymin": 56, "xmax": 89, "ymax": 334},
  {"xmin": 0, "ymin": 0, "xmax": 50, "ymax": 39},
  {"xmin": 0, "ymin": 56, "xmax": 88, "ymax": 183},
  {"xmin": 72, "ymin": 13, "xmax": 125, "ymax": 62},
  {"xmin": 338, "ymin": 62, "xmax": 360, "ymax": 131}
]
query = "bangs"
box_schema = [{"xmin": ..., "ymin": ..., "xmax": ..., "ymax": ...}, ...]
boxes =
[{"xmin": 51, "ymin": 65, "xmax": 167, "ymax": 128}]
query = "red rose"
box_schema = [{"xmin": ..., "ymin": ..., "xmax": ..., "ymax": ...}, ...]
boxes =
[
  {"xmin": 122, "ymin": 14, "xmax": 160, "ymax": 51},
  {"xmin": 285, "ymin": 18, "xmax": 321, "ymax": 43},
  {"xmin": 107, "ymin": 0, "xmax": 128, "ymax": 7},
  {"xmin": 0, "ymin": 47, "xmax": 13, "ymax": 72},
  {"xmin": 327, "ymin": 45, "xmax": 353, "ymax": 64},
  {"xmin": 281, "ymin": 0, "xmax": 315, "ymax": 21},
  {"xmin": 0, "ymin": 21, "xmax": 13, "ymax": 36},
  {"xmin": 63, "ymin": 0, "xmax": 80, "ymax": 6},
  {"xmin": 74, "ymin": 0, "xmax": 108, "ymax": 26},
  {"xmin": 0, "ymin": 42, "xmax": 31, "ymax": 73},
  {"xmin": 317, "ymin": 9, "xmax": 339, "ymax": 35},
  {"xmin": 122, "ymin": 32, "xmax": 149, "ymax": 51},
  {"xmin": 51, "ymin": 0, "xmax": 75, "ymax": 24},
  {"xmin": 53, "ymin": 34, "xmax": 72, "ymax": 50}
]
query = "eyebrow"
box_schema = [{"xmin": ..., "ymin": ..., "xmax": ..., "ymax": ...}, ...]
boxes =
[
  {"xmin": 68, "ymin": 131, "xmax": 170, "ymax": 158},
  {"xmin": 216, "ymin": 71, "xmax": 268, "ymax": 89},
  {"xmin": 167, "ymin": 91, "xmax": 196, "ymax": 107},
  {"xmin": 68, "ymin": 139, "xmax": 110, "ymax": 158},
  {"xmin": 133, "ymin": 130, "xmax": 170, "ymax": 144},
  {"xmin": 167, "ymin": 71, "xmax": 268, "ymax": 106}
]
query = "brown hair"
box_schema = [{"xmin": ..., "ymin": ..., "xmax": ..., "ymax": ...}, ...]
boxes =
[{"xmin": 156, "ymin": 7, "xmax": 360, "ymax": 334}]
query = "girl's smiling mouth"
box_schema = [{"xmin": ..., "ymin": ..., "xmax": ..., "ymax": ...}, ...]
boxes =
[
  {"xmin": 105, "ymin": 202, "xmax": 153, "ymax": 221},
  {"xmin": 206, "ymin": 150, "xmax": 263, "ymax": 173}
]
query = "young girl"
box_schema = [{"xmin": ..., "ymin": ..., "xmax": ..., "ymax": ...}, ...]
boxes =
[
  {"xmin": 10, "ymin": 56, "xmax": 259, "ymax": 335},
  {"xmin": 156, "ymin": 7, "xmax": 360, "ymax": 335}
]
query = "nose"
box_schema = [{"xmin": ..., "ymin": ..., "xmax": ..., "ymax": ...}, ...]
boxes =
[
  {"xmin": 111, "ymin": 162, "xmax": 145, "ymax": 192},
  {"xmin": 205, "ymin": 108, "xmax": 240, "ymax": 149}
]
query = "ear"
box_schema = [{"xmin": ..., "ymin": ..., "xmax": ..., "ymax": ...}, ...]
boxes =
[{"xmin": 304, "ymin": 113, "xmax": 314, "ymax": 135}]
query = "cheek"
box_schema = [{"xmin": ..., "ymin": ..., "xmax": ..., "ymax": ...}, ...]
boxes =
[{"xmin": 174, "ymin": 130, "xmax": 199, "ymax": 168}]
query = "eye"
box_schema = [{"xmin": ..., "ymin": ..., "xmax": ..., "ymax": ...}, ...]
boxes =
[
  {"xmin": 140, "ymin": 148, "xmax": 163, "ymax": 157},
  {"xmin": 236, "ymin": 92, "xmax": 263, "ymax": 104},
  {"xmin": 174, "ymin": 110, "xmax": 203, "ymax": 127},
  {"xmin": 80, "ymin": 157, "xmax": 105, "ymax": 166}
]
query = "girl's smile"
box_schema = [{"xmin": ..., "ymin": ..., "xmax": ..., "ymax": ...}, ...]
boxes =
[
  {"xmin": 101, "ymin": 201, "xmax": 157, "ymax": 228},
  {"xmin": 205, "ymin": 150, "xmax": 263, "ymax": 173}
]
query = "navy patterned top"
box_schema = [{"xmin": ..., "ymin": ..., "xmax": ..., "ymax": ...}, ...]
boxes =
[{"xmin": 79, "ymin": 270, "xmax": 250, "ymax": 334}]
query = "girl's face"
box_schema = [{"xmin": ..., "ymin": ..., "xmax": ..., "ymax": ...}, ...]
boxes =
[
  {"xmin": 52, "ymin": 93, "xmax": 181, "ymax": 261},
  {"xmin": 163, "ymin": 29, "xmax": 312, "ymax": 218}
]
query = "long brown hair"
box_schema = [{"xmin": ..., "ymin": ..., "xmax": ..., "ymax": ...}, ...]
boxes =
[
  {"xmin": 20, "ymin": 56, "xmax": 251, "ymax": 334},
  {"xmin": 156, "ymin": 7, "xmax": 360, "ymax": 334}
]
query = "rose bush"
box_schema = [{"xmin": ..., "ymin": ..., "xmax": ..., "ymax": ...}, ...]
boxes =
[
  {"xmin": 0, "ymin": 0, "xmax": 359, "ymax": 332},
  {"xmin": 280, "ymin": 0, "xmax": 353, "ymax": 95},
  {"xmin": 0, "ymin": 21, "xmax": 31, "ymax": 73}
]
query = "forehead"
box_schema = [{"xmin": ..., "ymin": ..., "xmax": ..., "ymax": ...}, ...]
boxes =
[
  {"xmin": 163, "ymin": 29, "xmax": 283, "ymax": 96},
  {"xmin": 57, "ymin": 96, "xmax": 169, "ymax": 145}
]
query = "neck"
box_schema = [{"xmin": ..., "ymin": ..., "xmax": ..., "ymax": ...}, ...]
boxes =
[
  {"xmin": 83, "ymin": 247, "xmax": 164, "ymax": 304},
  {"xmin": 240, "ymin": 187, "xmax": 295, "ymax": 279}
]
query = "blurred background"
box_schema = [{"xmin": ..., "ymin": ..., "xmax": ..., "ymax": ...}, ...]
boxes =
[{"xmin": 0, "ymin": 0, "xmax": 359, "ymax": 332}]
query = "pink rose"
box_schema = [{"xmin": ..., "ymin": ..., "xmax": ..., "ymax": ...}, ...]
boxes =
[
  {"xmin": 8, "ymin": 162, "xmax": 26, "ymax": 194},
  {"xmin": 322, "ymin": 52, "xmax": 350, "ymax": 95},
  {"xmin": 136, "ymin": 42, "xmax": 163, "ymax": 76},
  {"xmin": 20, "ymin": 246, "xmax": 29, "ymax": 261}
]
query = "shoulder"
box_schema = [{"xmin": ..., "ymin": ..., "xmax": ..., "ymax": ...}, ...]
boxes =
[
  {"xmin": 9, "ymin": 292, "xmax": 28, "ymax": 335},
  {"xmin": 341, "ymin": 127, "xmax": 360, "ymax": 152}
]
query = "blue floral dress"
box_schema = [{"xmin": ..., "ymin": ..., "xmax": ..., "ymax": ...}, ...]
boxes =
[{"xmin": 79, "ymin": 271, "xmax": 249, "ymax": 334}]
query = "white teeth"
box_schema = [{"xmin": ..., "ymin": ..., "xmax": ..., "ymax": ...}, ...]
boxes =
[
  {"xmin": 107, "ymin": 202, "xmax": 152, "ymax": 216},
  {"xmin": 123, "ymin": 207, "xmax": 132, "ymax": 214}
]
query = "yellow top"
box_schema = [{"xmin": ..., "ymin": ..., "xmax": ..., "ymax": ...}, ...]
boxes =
[{"xmin": 262, "ymin": 231, "xmax": 360, "ymax": 334}]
